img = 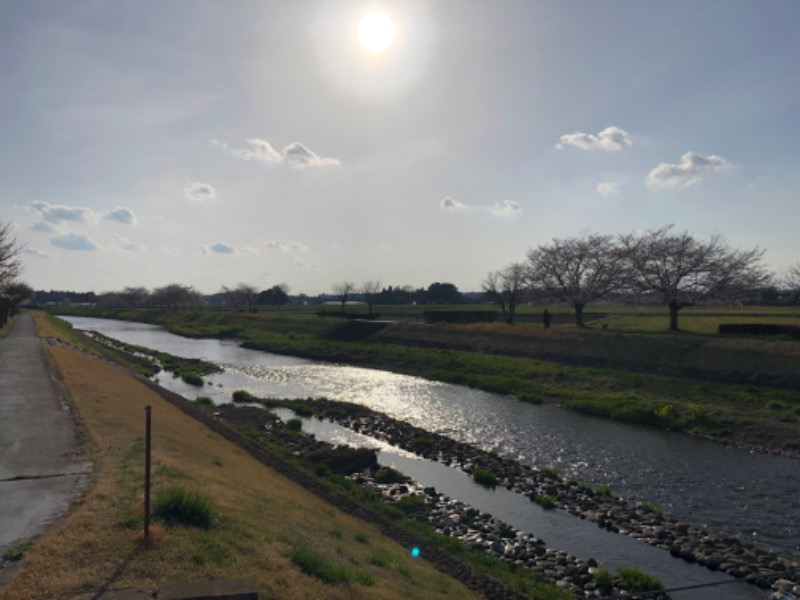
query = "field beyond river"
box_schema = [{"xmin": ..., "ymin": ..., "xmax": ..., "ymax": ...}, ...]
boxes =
[{"xmin": 52, "ymin": 304, "xmax": 800, "ymax": 460}]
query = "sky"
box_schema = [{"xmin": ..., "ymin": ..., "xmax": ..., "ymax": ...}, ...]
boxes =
[{"xmin": 2, "ymin": 0, "xmax": 799, "ymax": 295}]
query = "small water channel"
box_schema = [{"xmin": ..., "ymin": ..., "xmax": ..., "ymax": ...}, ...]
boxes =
[{"xmin": 64, "ymin": 316, "xmax": 799, "ymax": 562}]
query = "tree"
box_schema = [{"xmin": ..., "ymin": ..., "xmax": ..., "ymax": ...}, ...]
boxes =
[
  {"xmin": 332, "ymin": 281, "xmax": 355, "ymax": 316},
  {"xmin": 425, "ymin": 282, "xmax": 462, "ymax": 305},
  {"xmin": 482, "ymin": 263, "xmax": 527, "ymax": 324},
  {"xmin": 0, "ymin": 281, "xmax": 33, "ymax": 327},
  {"xmin": 359, "ymin": 279, "xmax": 382, "ymax": 315},
  {"xmin": 258, "ymin": 284, "xmax": 290, "ymax": 306},
  {"xmin": 223, "ymin": 283, "xmax": 259, "ymax": 312},
  {"xmin": 151, "ymin": 284, "xmax": 204, "ymax": 309},
  {"xmin": 526, "ymin": 233, "xmax": 627, "ymax": 327},
  {"xmin": 0, "ymin": 221, "xmax": 23, "ymax": 288},
  {"xmin": 119, "ymin": 286, "xmax": 150, "ymax": 307},
  {"xmin": 620, "ymin": 225, "xmax": 770, "ymax": 331},
  {"xmin": 785, "ymin": 263, "xmax": 800, "ymax": 290}
]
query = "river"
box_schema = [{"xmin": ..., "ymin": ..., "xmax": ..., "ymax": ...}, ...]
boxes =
[{"xmin": 63, "ymin": 316, "xmax": 798, "ymax": 582}]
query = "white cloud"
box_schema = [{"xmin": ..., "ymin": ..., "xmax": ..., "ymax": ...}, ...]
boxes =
[
  {"xmin": 242, "ymin": 246, "xmax": 262, "ymax": 255},
  {"xmin": 265, "ymin": 240, "xmax": 310, "ymax": 252},
  {"xmin": 104, "ymin": 207, "xmax": 137, "ymax": 225},
  {"xmin": 597, "ymin": 182, "xmax": 619, "ymax": 197},
  {"xmin": 203, "ymin": 242, "xmax": 238, "ymax": 255},
  {"xmin": 491, "ymin": 200, "xmax": 522, "ymax": 216},
  {"xmin": 216, "ymin": 138, "xmax": 339, "ymax": 170},
  {"xmin": 50, "ymin": 233, "xmax": 100, "ymax": 251},
  {"xmin": 24, "ymin": 247, "xmax": 53, "ymax": 259},
  {"xmin": 440, "ymin": 197, "xmax": 469, "ymax": 211},
  {"xmin": 113, "ymin": 234, "xmax": 145, "ymax": 251},
  {"xmin": 185, "ymin": 182, "xmax": 217, "ymax": 202},
  {"xmin": 30, "ymin": 222, "xmax": 56, "ymax": 233},
  {"xmin": 161, "ymin": 247, "xmax": 183, "ymax": 255},
  {"xmin": 556, "ymin": 126, "xmax": 633, "ymax": 151},
  {"xmin": 646, "ymin": 151, "xmax": 732, "ymax": 190},
  {"xmin": 30, "ymin": 201, "xmax": 94, "ymax": 224}
]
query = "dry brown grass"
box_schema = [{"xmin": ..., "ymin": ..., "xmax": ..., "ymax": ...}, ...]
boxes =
[{"xmin": 1, "ymin": 313, "xmax": 475, "ymax": 600}]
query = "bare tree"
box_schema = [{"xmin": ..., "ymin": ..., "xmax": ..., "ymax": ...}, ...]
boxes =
[
  {"xmin": 151, "ymin": 284, "xmax": 204, "ymax": 309},
  {"xmin": 0, "ymin": 281, "xmax": 33, "ymax": 327},
  {"xmin": 620, "ymin": 225, "xmax": 770, "ymax": 331},
  {"xmin": 482, "ymin": 263, "xmax": 527, "ymax": 324},
  {"xmin": 526, "ymin": 233, "xmax": 627, "ymax": 327},
  {"xmin": 332, "ymin": 281, "xmax": 355, "ymax": 316},
  {"xmin": 784, "ymin": 263, "xmax": 800, "ymax": 290},
  {"xmin": 359, "ymin": 279, "xmax": 382, "ymax": 316},
  {"xmin": 223, "ymin": 283, "xmax": 259, "ymax": 312},
  {"xmin": 119, "ymin": 286, "xmax": 150, "ymax": 307},
  {"xmin": 0, "ymin": 221, "xmax": 23, "ymax": 287}
]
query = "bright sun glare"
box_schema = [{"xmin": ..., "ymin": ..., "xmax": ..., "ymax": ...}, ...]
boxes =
[{"xmin": 357, "ymin": 12, "xmax": 396, "ymax": 54}]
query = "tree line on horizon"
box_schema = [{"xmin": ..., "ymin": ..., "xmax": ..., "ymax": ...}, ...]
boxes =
[{"xmin": 3, "ymin": 219, "xmax": 800, "ymax": 333}]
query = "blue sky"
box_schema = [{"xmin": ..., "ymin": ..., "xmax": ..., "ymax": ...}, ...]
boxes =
[{"xmin": 2, "ymin": 1, "xmax": 798, "ymax": 295}]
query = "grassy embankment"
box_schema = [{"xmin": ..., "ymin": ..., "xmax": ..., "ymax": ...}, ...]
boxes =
[
  {"xmin": 2, "ymin": 312, "xmax": 482, "ymax": 600},
  {"xmin": 53, "ymin": 306, "xmax": 800, "ymax": 457}
]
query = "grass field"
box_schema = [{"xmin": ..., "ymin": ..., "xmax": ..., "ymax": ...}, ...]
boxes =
[{"xmin": 3, "ymin": 313, "xmax": 481, "ymax": 600}]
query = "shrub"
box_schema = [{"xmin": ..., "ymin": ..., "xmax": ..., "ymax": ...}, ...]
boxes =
[
  {"xmin": 593, "ymin": 568, "xmax": 613, "ymax": 591},
  {"xmin": 354, "ymin": 531, "xmax": 369, "ymax": 544},
  {"xmin": 194, "ymin": 396, "xmax": 214, "ymax": 407},
  {"xmin": 396, "ymin": 495, "xmax": 427, "ymax": 514},
  {"xmin": 617, "ymin": 567, "xmax": 663, "ymax": 591},
  {"xmin": 286, "ymin": 418, "xmax": 303, "ymax": 432},
  {"xmin": 596, "ymin": 484, "xmax": 615, "ymax": 497},
  {"xmin": 471, "ymin": 467, "xmax": 498, "ymax": 488},
  {"xmin": 232, "ymin": 389, "xmax": 258, "ymax": 403},
  {"xmin": 638, "ymin": 501, "xmax": 664, "ymax": 516},
  {"xmin": 292, "ymin": 403, "xmax": 314, "ymax": 417},
  {"xmin": 154, "ymin": 487, "xmax": 215, "ymax": 528},
  {"xmin": 540, "ymin": 467, "xmax": 562, "ymax": 481},
  {"xmin": 181, "ymin": 373, "xmax": 203, "ymax": 386},
  {"xmin": 375, "ymin": 466, "xmax": 405, "ymax": 484},
  {"xmin": 411, "ymin": 436, "xmax": 434, "ymax": 451},
  {"xmin": 533, "ymin": 494, "xmax": 557, "ymax": 509},
  {"xmin": 2, "ymin": 540, "xmax": 32, "ymax": 562}
]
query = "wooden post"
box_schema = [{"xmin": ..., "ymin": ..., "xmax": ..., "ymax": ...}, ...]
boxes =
[{"xmin": 144, "ymin": 405, "xmax": 152, "ymax": 538}]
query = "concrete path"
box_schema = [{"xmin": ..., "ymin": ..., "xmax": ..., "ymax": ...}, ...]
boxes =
[{"xmin": 0, "ymin": 313, "xmax": 91, "ymax": 558}]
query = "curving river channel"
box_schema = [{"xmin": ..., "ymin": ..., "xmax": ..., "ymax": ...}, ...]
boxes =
[{"xmin": 65, "ymin": 316, "xmax": 799, "ymax": 573}]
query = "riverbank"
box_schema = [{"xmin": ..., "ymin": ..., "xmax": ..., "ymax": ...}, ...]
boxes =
[
  {"xmin": 1, "ymin": 313, "xmax": 486, "ymax": 600},
  {"xmin": 51, "ymin": 307, "xmax": 800, "ymax": 460},
  {"xmin": 212, "ymin": 395, "xmax": 800, "ymax": 598}
]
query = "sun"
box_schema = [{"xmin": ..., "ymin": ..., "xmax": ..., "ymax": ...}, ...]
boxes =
[{"xmin": 357, "ymin": 11, "xmax": 396, "ymax": 54}]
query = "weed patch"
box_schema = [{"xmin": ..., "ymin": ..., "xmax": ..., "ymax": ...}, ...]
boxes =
[{"xmin": 153, "ymin": 487, "xmax": 215, "ymax": 528}]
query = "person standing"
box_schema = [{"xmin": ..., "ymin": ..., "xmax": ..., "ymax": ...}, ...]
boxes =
[{"xmin": 542, "ymin": 309, "xmax": 551, "ymax": 329}]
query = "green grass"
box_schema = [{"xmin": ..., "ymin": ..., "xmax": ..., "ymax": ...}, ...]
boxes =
[
  {"xmin": 153, "ymin": 487, "xmax": 215, "ymax": 528},
  {"xmin": 616, "ymin": 567, "xmax": 663, "ymax": 591},
  {"xmin": 288, "ymin": 543, "xmax": 375, "ymax": 586},
  {"xmin": 2, "ymin": 540, "xmax": 33, "ymax": 562}
]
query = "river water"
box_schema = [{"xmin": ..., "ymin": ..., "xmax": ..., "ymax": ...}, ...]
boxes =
[{"xmin": 64, "ymin": 316, "xmax": 799, "ymax": 569}]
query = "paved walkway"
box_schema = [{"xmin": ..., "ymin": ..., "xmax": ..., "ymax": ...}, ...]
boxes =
[{"xmin": 0, "ymin": 313, "xmax": 91, "ymax": 558}]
